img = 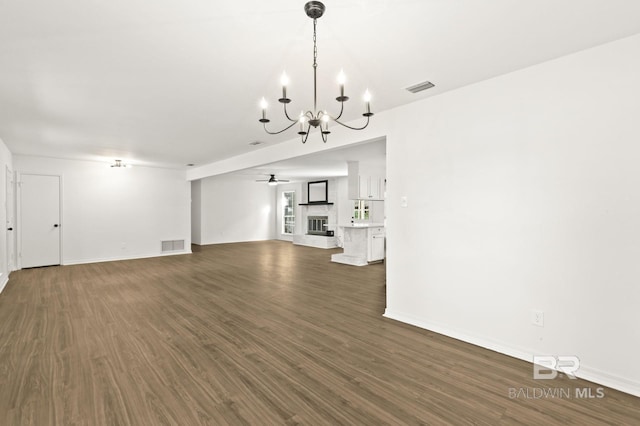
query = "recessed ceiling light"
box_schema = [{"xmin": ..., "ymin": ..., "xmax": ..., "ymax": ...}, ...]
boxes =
[
  {"xmin": 186, "ymin": 163, "xmax": 195, "ymax": 167},
  {"xmin": 406, "ymin": 81, "xmax": 435, "ymax": 94},
  {"xmin": 249, "ymin": 141, "xmax": 265, "ymax": 146}
]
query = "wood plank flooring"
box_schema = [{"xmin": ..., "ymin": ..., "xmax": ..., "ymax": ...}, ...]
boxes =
[{"xmin": 0, "ymin": 241, "xmax": 638, "ymax": 425}]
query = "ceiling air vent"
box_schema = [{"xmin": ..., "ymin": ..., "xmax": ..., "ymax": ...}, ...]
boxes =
[{"xmin": 406, "ymin": 81, "xmax": 435, "ymax": 94}]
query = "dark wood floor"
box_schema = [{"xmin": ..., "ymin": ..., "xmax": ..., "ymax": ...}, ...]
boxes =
[{"xmin": 0, "ymin": 241, "xmax": 638, "ymax": 425}]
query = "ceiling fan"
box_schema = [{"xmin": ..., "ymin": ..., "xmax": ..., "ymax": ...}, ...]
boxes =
[{"xmin": 256, "ymin": 174, "xmax": 290, "ymax": 186}]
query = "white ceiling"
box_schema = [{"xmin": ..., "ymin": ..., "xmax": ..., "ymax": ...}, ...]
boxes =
[{"xmin": 1, "ymin": 1, "xmax": 640, "ymax": 169}]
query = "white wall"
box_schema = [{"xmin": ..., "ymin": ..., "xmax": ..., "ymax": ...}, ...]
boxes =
[
  {"xmin": 191, "ymin": 180, "xmax": 202, "ymax": 245},
  {"xmin": 334, "ymin": 177, "xmax": 350, "ymax": 246},
  {"xmin": 0, "ymin": 138, "xmax": 13, "ymax": 292},
  {"xmin": 13, "ymin": 156, "xmax": 191, "ymax": 265},
  {"xmin": 384, "ymin": 34, "xmax": 640, "ymax": 396},
  {"xmin": 195, "ymin": 173, "xmax": 276, "ymax": 244}
]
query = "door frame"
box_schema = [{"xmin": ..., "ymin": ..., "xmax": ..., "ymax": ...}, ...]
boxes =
[
  {"xmin": 6, "ymin": 166, "xmax": 15, "ymax": 272},
  {"xmin": 16, "ymin": 173, "xmax": 63, "ymax": 269}
]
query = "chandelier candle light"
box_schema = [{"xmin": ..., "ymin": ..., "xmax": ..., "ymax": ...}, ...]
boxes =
[{"xmin": 258, "ymin": 1, "xmax": 374, "ymax": 143}]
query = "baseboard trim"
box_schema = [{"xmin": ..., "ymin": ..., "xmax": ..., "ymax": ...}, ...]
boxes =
[
  {"xmin": 383, "ymin": 309, "xmax": 532, "ymax": 362},
  {"xmin": 383, "ymin": 309, "xmax": 640, "ymax": 398},
  {"xmin": 578, "ymin": 365, "xmax": 640, "ymax": 398},
  {"xmin": 0, "ymin": 273, "xmax": 9, "ymax": 294},
  {"xmin": 63, "ymin": 250, "xmax": 192, "ymax": 266}
]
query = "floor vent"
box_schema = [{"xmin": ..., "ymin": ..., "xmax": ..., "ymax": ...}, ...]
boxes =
[
  {"xmin": 162, "ymin": 240, "xmax": 185, "ymax": 252},
  {"xmin": 406, "ymin": 80, "xmax": 435, "ymax": 93}
]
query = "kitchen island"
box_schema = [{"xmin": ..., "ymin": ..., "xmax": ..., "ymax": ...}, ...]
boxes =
[{"xmin": 331, "ymin": 223, "xmax": 385, "ymax": 266}]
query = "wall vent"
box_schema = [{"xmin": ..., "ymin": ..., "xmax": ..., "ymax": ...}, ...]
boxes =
[
  {"xmin": 406, "ymin": 81, "xmax": 435, "ymax": 93},
  {"xmin": 162, "ymin": 240, "xmax": 185, "ymax": 253}
]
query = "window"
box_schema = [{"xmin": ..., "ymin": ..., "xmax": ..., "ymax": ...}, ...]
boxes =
[
  {"xmin": 282, "ymin": 191, "xmax": 296, "ymax": 234},
  {"xmin": 353, "ymin": 200, "xmax": 369, "ymax": 221}
]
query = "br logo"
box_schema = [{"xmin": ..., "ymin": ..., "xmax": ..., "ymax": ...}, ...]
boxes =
[{"xmin": 533, "ymin": 355, "xmax": 580, "ymax": 379}]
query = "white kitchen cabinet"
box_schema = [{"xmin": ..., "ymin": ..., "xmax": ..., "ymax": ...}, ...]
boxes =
[
  {"xmin": 370, "ymin": 176, "xmax": 383, "ymax": 199},
  {"xmin": 358, "ymin": 175, "xmax": 383, "ymax": 200},
  {"xmin": 357, "ymin": 175, "xmax": 368, "ymax": 199},
  {"xmin": 368, "ymin": 227, "xmax": 385, "ymax": 262},
  {"xmin": 348, "ymin": 162, "xmax": 385, "ymax": 200}
]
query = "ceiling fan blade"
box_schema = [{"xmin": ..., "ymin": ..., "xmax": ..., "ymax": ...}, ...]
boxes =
[{"xmin": 255, "ymin": 174, "xmax": 288, "ymax": 184}]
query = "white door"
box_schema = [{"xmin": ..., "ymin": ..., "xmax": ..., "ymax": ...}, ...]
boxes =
[
  {"xmin": 6, "ymin": 167, "xmax": 15, "ymax": 271},
  {"xmin": 19, "ymin": 174, "xmax": 61, "ymax": 268}
]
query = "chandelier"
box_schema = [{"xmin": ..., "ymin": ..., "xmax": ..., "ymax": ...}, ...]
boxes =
[{"xmin": 258, "ymin": 1, "xmax": 374, "ymax": 143}]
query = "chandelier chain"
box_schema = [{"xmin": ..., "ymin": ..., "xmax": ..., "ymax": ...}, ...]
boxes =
[
  {"xmin": 313, "ymin": 19, "xmax": 318, "ymax": 69},
  {"xmin": 312, "ymin": 18, "xmax": 318, "ymax": 113}
]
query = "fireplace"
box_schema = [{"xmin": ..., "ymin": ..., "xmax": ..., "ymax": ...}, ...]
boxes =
[{"xmin": 307, "ymin": 216, "xmax": 328, "ymax": 235}]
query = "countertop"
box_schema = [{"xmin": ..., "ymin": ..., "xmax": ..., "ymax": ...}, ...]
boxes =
[{"xmin": 338, "ymin": 223, "xmax": 385, "ymax": 229}]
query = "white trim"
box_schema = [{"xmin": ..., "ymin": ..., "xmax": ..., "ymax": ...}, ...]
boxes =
[
  {"xmin": 15, "ymin": 174, "xmax": 21, "ymax": 269},
  {"xmin": 59, "ymin": 174, "xmax": 64, "ymax": 263},
  {"xmin": 383, "ymin": 309, "xmax": 532, "ymax": 362},
  {"xmin": 0, "ymin": 273, "xmax": 8, "ymax": 294},
  {"xmin": 63, "ymin": 249, "xmax": 192, "ymax": 266},
  {"xmin": 6, "ymin": 166, "xmax": 16, "ymax": 272},
  {"xmin": 281, "ymin": 190, "xmax": 296, "ymax": 236},
  {"xmin": 578, "ymin": 365, "xmax": 640, "ymax": 398},
  {"xmin": 383, "ymin": 309, "xmax": 640, "ymax": 398}
]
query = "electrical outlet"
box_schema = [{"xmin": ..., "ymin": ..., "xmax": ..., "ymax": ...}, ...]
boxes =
[
  {"xmin": 400, "ymin": 196, "xmax": 408, "ymax": 208},
  {"xmin": 531, "ymin": 310, "xmax": 544, "ymax": 327}
]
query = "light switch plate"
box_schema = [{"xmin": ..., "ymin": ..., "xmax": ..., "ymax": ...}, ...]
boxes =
[{"xmin": 400, "ymin": 196, "xmax": 408, "ymax": 208}]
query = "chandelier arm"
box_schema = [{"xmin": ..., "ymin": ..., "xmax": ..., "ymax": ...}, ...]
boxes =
[
  {"xmin": 263, "ymin": 121, "xmax": 299, "ymax": 135},
  {"xmin": 334, "ymin": 101, "xmax": 345, "ymax": 120},
  {"xmin": 332, "ymin": 116, "xmax": 371, "ymax": 131},
  {"xmin": 282, "ymin": 102, "xmax": 298, "ymax": 122},
  {"xmin": 301, "ymin": 124, "xmax": 312, "ymax": 144}
]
